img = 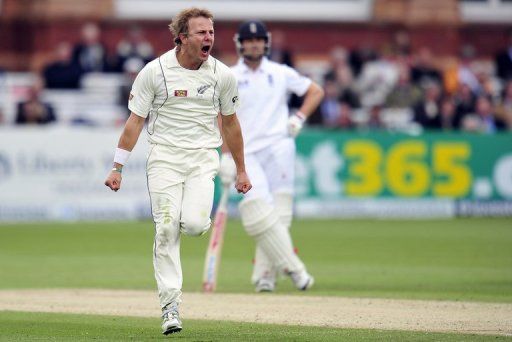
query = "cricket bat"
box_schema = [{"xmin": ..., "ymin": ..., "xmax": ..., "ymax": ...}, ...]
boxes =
[{"xmin": 202, "ymin": 182, "xmax": 231, "ymax": 292}]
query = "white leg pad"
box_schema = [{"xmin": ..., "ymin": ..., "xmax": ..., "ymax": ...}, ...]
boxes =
[
  {"xmin": 258, "ymin": 224, "xmax": 304, "ymax": 274},
  {"xmin": 274, "ymin": 192, "xmax": 293, "ymax": 230},
  {"xmin": 251, "ymin": 192, "xmax": 292, "ymax": 283},
  {"xmin": 239, "ymin": 198, "xmax": 304, "ymax": 274},
  {"xmin": 251, "ymin": 244, "xmax": 274, "ymax": 284},
  {"xmin": 239, "ymin": 198, "xmax": 278, "ymax": 237},
  {"xmin": 239, "ymin": 198, "xmax": 276, "ymax": 282}
]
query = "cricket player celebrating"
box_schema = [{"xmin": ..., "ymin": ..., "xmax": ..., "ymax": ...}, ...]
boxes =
[
  {"xmin": 104, "ymin": 8, "xmax": 251, "ymax": 335},
  {"xmin": 219, "ymin": 20, "xmax": 324, "ymax": 292}
]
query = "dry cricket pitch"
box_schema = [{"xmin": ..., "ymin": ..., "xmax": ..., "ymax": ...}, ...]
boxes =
[{"xmin": 0, "ymin": 289, "xmax": 511, "ymax": 336}]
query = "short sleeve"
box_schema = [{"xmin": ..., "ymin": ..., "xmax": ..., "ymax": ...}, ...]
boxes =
[
  {"xmin": 128, "ymin": 64, "xmax": 155, "ymax": 118},
  {"xmin": 218, "ymin": 69, "xmax": 240, "ymax": 116},
  {"xmin": 283, "ymin": 65, "xmax": 312, "ymax": 97}
]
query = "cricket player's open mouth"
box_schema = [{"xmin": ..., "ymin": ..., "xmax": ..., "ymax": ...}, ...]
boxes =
[{"xmin": 201, "ymin": 45, "xmax": 211, "ymax": 57}]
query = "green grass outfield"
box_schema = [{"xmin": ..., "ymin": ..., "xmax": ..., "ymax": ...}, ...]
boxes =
[
  {"xmin": 1, "ymin": 218, "xmax": 511, "ymax": 341},
  {"xmin": 1, "ymin": 311, "xmax": 509, "ymax": 341},
  {"xmin": 1, "ymin": 218, "xmax": 511, "ymax": 302}
]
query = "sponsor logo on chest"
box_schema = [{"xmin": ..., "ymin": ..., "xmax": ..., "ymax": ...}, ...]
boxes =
[{"xmin": 174, "ymin": 90, "xmax": 188, "ymax": 97}]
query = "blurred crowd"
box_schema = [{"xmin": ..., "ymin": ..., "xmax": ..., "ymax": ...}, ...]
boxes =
[
  {"xmin": 42, "ymin": 23, "xmax": 154, "ymax": 89},
  {"xmin": 306, "ymin": 30, "xmax": 512, "ymax": 134},
  {"xmin": 1, "ymin": 22, "xmax": 154, "ymax": 126},
  {"xmin": 2, "ymin": 23, "xmax": 512, "ymax": 134}
]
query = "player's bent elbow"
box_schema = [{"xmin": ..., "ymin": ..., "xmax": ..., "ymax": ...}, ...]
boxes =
[{"xmin": 311, "ymin": 82, "xmax": 325, "ymax": 99}]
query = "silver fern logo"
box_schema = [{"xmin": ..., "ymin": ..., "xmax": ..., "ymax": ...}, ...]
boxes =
[{"xmin": 197, "ymin": 84, "xmax": 211, "ymax": 95}]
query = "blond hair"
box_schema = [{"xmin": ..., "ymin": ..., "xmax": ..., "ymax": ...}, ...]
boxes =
[{"xmin": 169, "ymin": 7, "xmax": 213, "ymax": 45}]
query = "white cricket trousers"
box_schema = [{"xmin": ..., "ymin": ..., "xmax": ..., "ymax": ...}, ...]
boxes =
[
  {"xmin": 146, "ymin": 143, "xmax": 219, "ymax": 309},
  {"xmin": 243, "ymin": 138, "xmax": 295, "ymax": 202}
]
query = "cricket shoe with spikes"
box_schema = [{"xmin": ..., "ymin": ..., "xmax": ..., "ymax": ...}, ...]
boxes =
[
  {"xmin": 161, "ymin": 304, "xmax": 182, "ymax": 335},
  {"xmin": 255, "ymin": 277, "xmax": 276, "ymax": 292},
  {"xmin": 289, "ymin": 270, "xmax": 314, "ymax": 291}
]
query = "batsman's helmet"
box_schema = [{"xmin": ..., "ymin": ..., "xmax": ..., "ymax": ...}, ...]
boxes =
[{"xmin": 234, "ymin": 20, "xmax": 272, "ymax": 56}]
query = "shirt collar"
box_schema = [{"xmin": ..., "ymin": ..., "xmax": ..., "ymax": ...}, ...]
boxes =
[
  {"xmin": 165, "ymin": 47, "xmax": 210, "ymax": 70},
  {"xmin": 238, "ymin": 56, "xmax": 270, "ymax": 74}
]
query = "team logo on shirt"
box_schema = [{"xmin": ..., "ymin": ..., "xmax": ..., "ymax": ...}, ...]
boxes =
[
  {"xmin": 232, "ymin": 96, "xmax": 238, "ymax": 104},
  {"xmin": 174, "ymin": 90, "xmax": 188, "ymax": 97},
  {"xmin": 197, "ymin": 84, "xmax": 211, "ymax": 95}
]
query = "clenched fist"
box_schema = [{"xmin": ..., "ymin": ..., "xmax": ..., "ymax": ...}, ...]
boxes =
[{"xmin": 105, "ymin": 169, "xmax": 122, "ymax": 192}]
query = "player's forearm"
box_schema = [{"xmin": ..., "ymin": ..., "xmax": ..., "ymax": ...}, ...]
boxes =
[
  {"xmin": 114, "ymin": 113, "xmax": 145, "ymax": 168},
  {"xmin": 217, "ymin": 115, "xmax": 230, "ymax": 154},
  {"xmin": 221, "ymin": 114, "xmax": 246, "ymax": 173},
  {"xmin": 118, "ymin": 113, "xmax": 145, "ymax": 150},
  {"xmin": 298, "ymin": 82, "xmax": 325, "ymax": 118}
]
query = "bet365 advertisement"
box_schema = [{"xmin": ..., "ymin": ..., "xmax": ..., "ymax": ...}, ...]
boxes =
[
  {"xmin": 1, "ymin": 127, "xmax": 511, "ymax": 221},
  {"xmin": 294, "ymin": 130, "xmax": 512, "ymax": 217}
]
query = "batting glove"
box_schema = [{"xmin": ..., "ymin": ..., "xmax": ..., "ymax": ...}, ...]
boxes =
[
  {"xmin": 287, "ymin": 112, "xmax": 306, "ymax": 138},
  {"xmin": 219, "ymin": 153, "xmax": 237, "ymax": 185}
]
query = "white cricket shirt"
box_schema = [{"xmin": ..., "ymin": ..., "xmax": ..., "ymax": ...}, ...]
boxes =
[
  {"xmin": 129, "ymin": 48, "xmax": 239, "ymax": 149},
  {"xmin": 231, "ymin": 57, "xmax": 311, "ymax": 153}
]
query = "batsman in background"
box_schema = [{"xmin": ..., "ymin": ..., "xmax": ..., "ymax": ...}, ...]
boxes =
[
  {"xmin": 104, "ymin": 8, "xmax": 251, "ymax": 335},
  {"xmin": 219, "ymin": 20, "xmax": 324, "ymax": 292}
]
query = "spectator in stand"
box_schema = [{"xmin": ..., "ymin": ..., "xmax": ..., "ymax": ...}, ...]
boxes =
[
  {"xmin": 312, "ymin": 78, "xmax": 342, "ymax": 127},
  {"xmin": 269, "ymin": 30, "xmax": 293, "ymax": 67},
  {"xmin": 462, "ymin": 95, "xmax": 506, "ymax": 133},
  {"xmin": 413, "ymin": 81, "xmax": 442, "ymax": 129},
  {"xmin": 349, "ymin": 42, "xmax": 378, "ymax": 78},
  {"xmin": 336, "ymin": 63, "xmax": 360, "ymax": 109},
  {"xmin": 454, "ymin": 82, "xmax": 476, "ymax": 120},
  {"xmin": 15, "ymin": 81, "xmax": 56, "ymax": 125},
  {"xmin": 321, "ymin": 47, "xmax": 361, "ymax": 117},
  {"xmin": 337, "ymin": 103, "xmax": 356, "ymax": 130},
  {"xmin": 496, "ymin": 80, "xmax": 512, "ymax": 130},
  {"xmin": 310, "ymin": 72, "xmax": 358, "ymax": 128},
  {"xmin": 366, "ymin": 105, "xmax": 384, "ymax": 130},
  {"xmin": 495, "ymin": 30, "xmax": 512, "ymax": 81},
  {"xmin": 458, "ymin": 44, "xmax": 480, "ymax": 94},
  {"xmin": 119, "ymin": 57, "xmax": 145, "ymax": 112},
  {"xmin": 355, "ymin": 49, "xmax": 400, "ymax": 108},
  {"xmin": 384, "ymin": 61, "xmax": 422, "ymax": 109},
  {"xmin": 43, "ymin": 42, "xmax": 82, "ymax": 89},
  {"xmin": 477, "ymin": 71, "xmax": 501, "ymax": 105},
  {"xmin": 390, "ymin": 29, "xmax": 411, "ymax": 57},
  {"xmin": 439, "ymin": 96, "xmax": 459, "ymax": 131},
  {"xmin": 72, "ymin": 22, "xmax": 109, "ymax": 73},
  {"xmin": 114, "ymin": 26, "xmax": 155, "ymax": 73},
  {"xmin": 310, "ymin": 99, "xmax": 354, "ymax": 130},
  {"xmin": 411, "ymin": 47, "xmax": 442, "ymax": 86},
  {"xmin": 324, "ymin": 46, "xmax": 350, "ymax": 83}
]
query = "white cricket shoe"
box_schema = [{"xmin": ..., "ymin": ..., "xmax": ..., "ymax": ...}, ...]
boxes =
[
  {"xmin": 161, "ymin": 304, "xmax": 182, "ymax": 335},
  {"xmin": 255, "ymin": 277, "xmax": 276, "ymax": 292},
  {"xmin": 289, "ymin": 270, "xmax": 314, "ymax": 291}
]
